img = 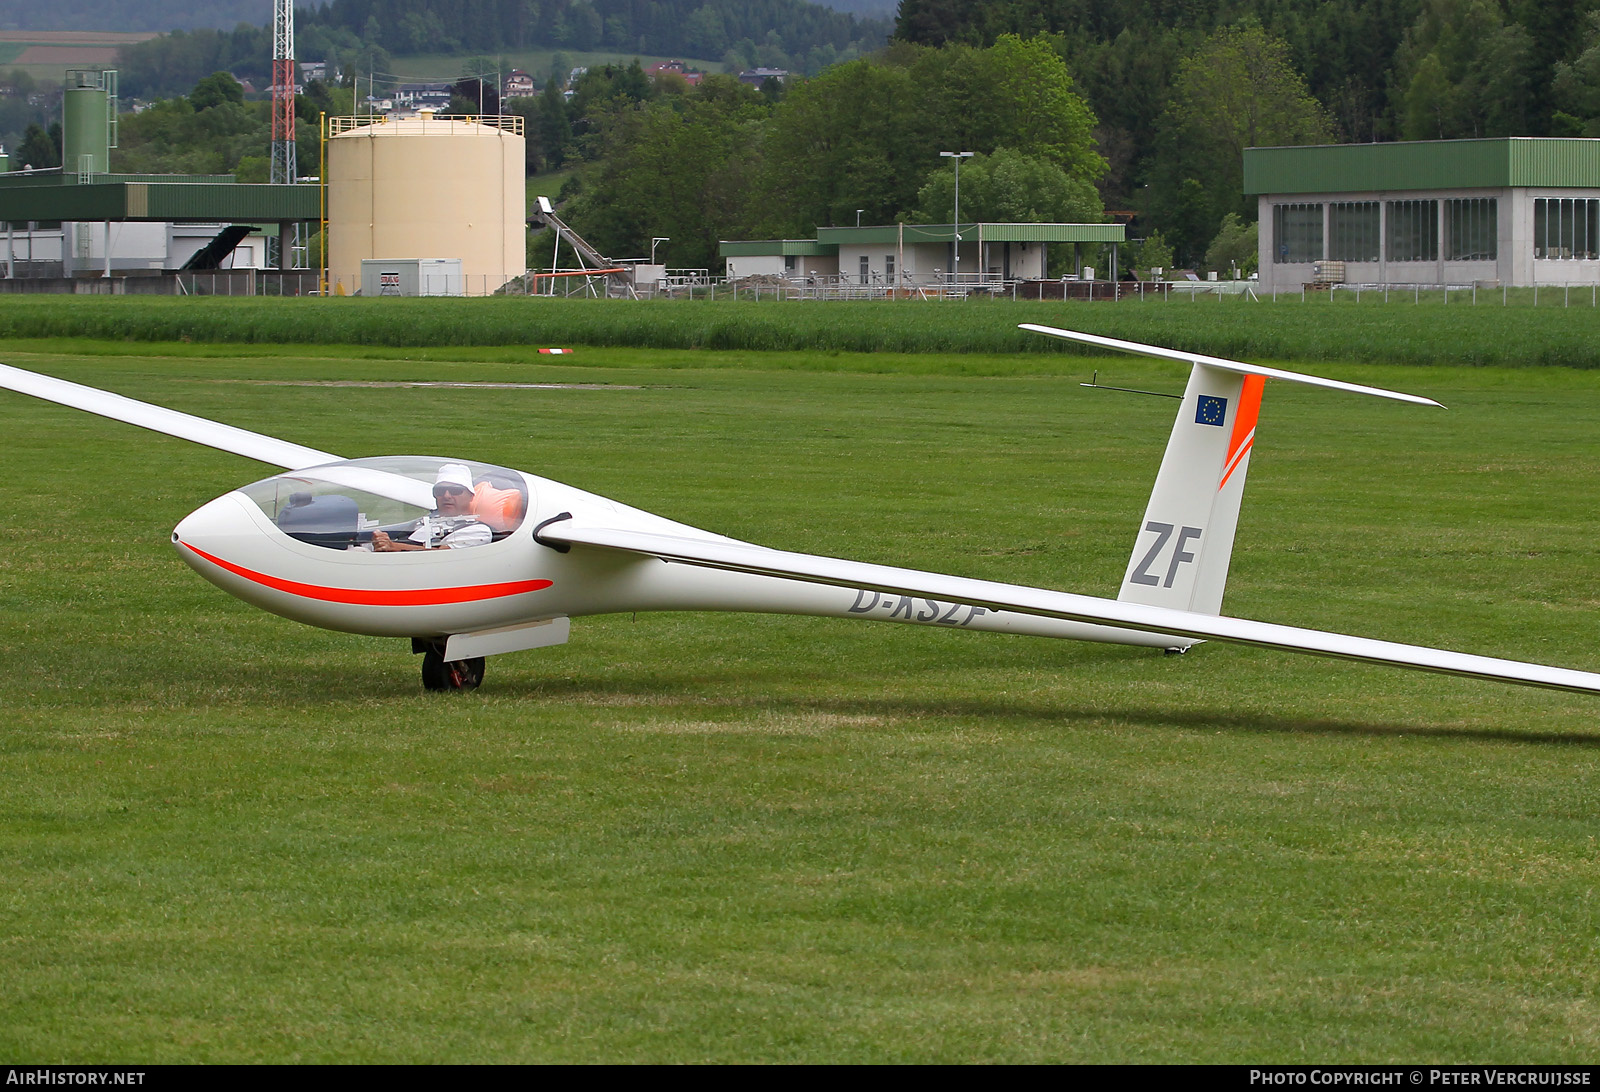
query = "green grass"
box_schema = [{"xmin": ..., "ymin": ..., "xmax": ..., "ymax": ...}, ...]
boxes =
[
  {"xmin": 6, "ymin": 295, "xmax": 1600, "ymax": 368},
  {"xmin": 3, "ymin": 341, "xmax": 1600, "ymax": 1061},
  {"xmin": 527, "ymin": 167, "xmax": 576, "ymax": 206}
]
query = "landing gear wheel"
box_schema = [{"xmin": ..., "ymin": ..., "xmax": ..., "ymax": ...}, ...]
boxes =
[{"xmin": 420, "ymin": 643, "xmax": 485, "ymax": 691}]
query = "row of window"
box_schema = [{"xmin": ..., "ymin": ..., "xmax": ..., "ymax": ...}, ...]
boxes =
[
  {"xmin": 1274, "ymin": 199, "xmax": 1502, "ymax": 263},
  {"xmin": 1274, "ymin": 198, "xmax": 1600, "ymax": 264}
]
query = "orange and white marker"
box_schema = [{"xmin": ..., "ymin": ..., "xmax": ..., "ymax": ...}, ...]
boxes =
[{"xmin": 538, "ymin": 348, "xmax": 572, "ymax": 355}]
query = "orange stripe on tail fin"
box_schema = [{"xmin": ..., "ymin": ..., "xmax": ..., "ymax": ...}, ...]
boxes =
[{"xmin": 1218, "ymin": 375, "xmax": 1264, "ymax": 491}]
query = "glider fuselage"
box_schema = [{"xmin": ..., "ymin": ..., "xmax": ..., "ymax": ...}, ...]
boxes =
[{"xmin": 172, "ymin": 459, "xmax": 1182, "ymax": 653}]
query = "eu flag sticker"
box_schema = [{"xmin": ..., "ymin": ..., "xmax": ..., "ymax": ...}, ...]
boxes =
[{"xmin": 1195, "ymin": 395, "xmax": 1228, "ymax": 426}]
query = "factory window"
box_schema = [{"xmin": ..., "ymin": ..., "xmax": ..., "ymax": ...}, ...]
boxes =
[
  {"xmin": 1272, "ymin": 203, "xmax": 1322, "ymax": 263},
  {"xmin": 784, "ymin": 254, "xmax": 796, "ymax": 272},
  {"xmin": 1534, "ymin": 198, "xmax": 1600, "ymax": 260},
  {"xmin": 885, "ymin": 254, "xmax": 895, "ymax": 282},
  {"xmin": 1445, "ymin": 198, "xmax": 1497, "ymax": 261},
  {"xmin": 1328, "ymin": 202, "xmax": 1379, "ymax": 261},
  {"xmin": 1386, "ymin": 200, "xmax": 1438, "ymax": 262},
  {"xmin": 859, "ymin": 255, "xmax": 869, "ymax": 284}
]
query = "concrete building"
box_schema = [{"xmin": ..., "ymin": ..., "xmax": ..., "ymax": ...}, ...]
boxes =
[
  {"xmin": 0, "ymin": 169, "xmax": 317, "ymax": 278},
  {"xmin": 721, "ymin": 222, "xmax": 1125, "ymax": 285},
  {"xmin": 1248, "ymin": 138, "xmax": 1600, "ymax": 291},
  {"xmin": 720, "ymin": 238, "xmax": 838, "ymax": 280}
]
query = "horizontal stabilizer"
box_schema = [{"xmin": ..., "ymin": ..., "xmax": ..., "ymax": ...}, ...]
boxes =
[
  {"xmin": 1019, "ymin": 324, "xmax": 1444, "ymax": 408},
  {"xmin": 538, "ymin": 520, "xmax": 1600, "ymax": 696},
  {"xmin": 0, "ymin": 362, "xmax": 343, "ymax": 470}
]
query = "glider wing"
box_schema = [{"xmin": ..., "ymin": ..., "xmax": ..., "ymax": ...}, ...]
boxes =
[
  {"xmin": 538, "ymin": 519, "xmax": 1600, "ymax": 696},
  {"xmin": 0, "ymin": 361, "xmax": 342, "ymax": 469},
  {"xmin": 0, "ymin": 362, "xmax": 438, "ymax": 509}
]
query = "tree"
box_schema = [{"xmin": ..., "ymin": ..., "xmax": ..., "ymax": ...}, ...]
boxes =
[
  {"xmin": 563, "ymin": 80, "xmax": 769, "ymax": 269},
  {"xmin": 754, "ymin": 58, "xmax": 928, "ymax": 233},
  {"xmin": 537, "ymin": 79, "xmax": 573, "ymax": 169},
  {"xmin": 754, "ymin": 35, "xmax": 1104, "ymax": 237},
  {"xmin": 189, "ymin": 70, "xmax": 244, "ymax": 111},
  {"xmin": 1131, "ymin": 231, "xmax": 1175, "ymax": 275},
  {"xmin": 916, "ymin": 35, "xmax": 1105, "ymax": 182},
  {"xmin": 450, "ymin": 75, "xmax": 500, "ymax": 115},
  {"xmin": 503, "ymin": 94, "xmax": 546, "ymax": 174},
  {"xmin": 1204, "ymin": 213, "xmax": 1259, "ymax": 277},
  {"xmin": 1148, "ymin": 27, "xmax": 1331, "ymax": 265},
  {"xmin": 16, "ymin": 122, "xmax": 58, "ymax": 169},
  {"xmin": 1392, "ymin": 0, "xmax": 1536, "ymax": 140},
  {"xmin": 914, "ymin": 147, "xmax": 1104, "ymax": 225},
  {"xmin": 1401, "ymin": 52, "xmax": 1455, "ymax": 140},
  {"xmin": 1552, "ymin": 12, "xmax": 1600, "ymax": 136}
]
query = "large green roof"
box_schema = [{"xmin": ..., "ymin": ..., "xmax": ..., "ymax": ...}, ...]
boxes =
[
  {"xmin": 722, "ymin": 222, "xmax": 1122, "ymax": 257},
  {"xmin": 818, "ymin": 222, "xmax": 1122, "ymax": 245},
  {"xmin": 719, "ymin": 238, "xmax": 835, "ymax": 257},
  {"xmin": 1244, "ymin": 138, "xmax": 1600, "ymax": 195},
  {"xmin": 0, "ymin": 172, "xmax": 321, "ymax": 223}
]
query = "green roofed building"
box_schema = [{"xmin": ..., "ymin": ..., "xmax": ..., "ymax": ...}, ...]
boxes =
[
  {"xmin": 720, "ymin": 222, "xmax": 1124, "ymax": 287},
  {"xmin": 1245, "ymin": 137, "xmax": 1600, "ymax": 292}
]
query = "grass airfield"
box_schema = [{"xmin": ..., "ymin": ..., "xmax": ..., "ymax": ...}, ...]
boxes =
[{"xmin": 2, "ymin": 336, "xmax": 1600, "ymax": 1062}]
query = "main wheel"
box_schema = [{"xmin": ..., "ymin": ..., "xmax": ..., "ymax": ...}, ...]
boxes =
[{"xmin": 420, "ymin": 644, "xmax": 485, "ymax": 691}]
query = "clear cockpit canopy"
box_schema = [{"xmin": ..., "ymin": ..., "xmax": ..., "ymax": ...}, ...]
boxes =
[{"xmin": 239, "ymin": 456, "xmax": 529, "ymax": 550}]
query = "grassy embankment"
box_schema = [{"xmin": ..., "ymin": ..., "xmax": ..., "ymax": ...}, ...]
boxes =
[{"xmin": 2, "ymin": 309, "xmax": 1599, "ymax": 1060}]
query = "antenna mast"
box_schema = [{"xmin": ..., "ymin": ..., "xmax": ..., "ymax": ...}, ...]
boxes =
[{"xmin": 270, "ymin": 0, "xmax": 296, "ymax": 185}]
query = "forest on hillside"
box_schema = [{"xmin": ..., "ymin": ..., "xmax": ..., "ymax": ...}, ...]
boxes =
[
  {"xmin": 0, "ymin": 0, "xmax": 892, "ymax": 33},
  {"xmin": 540, "ymin": 0, "xmax": 1600, "ymax": 270},
  {"xmin": 13, "ymin": 0, "xmax": 1600, "ymax": 275}
]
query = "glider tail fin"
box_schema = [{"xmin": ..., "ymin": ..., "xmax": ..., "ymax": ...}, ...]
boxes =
[
  {"xmin": 1117, "ymin": 364, "xmax": 1264, "ymax": 616},
  {"xmin": 1016, "ymin": 323, "xmax": 1442, "ymax": 617}
]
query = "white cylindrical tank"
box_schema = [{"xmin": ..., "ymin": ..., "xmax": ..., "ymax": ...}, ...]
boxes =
[{"xmin": 327, "ymin": 113, "xmax": 525, "ymax": 297}]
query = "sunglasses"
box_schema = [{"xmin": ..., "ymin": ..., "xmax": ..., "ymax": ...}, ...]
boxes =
[{"xmin": 433, "ymin": 484, "xmax": 470, "ymax": 497}]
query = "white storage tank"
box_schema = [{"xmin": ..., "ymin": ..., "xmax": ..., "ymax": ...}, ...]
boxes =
[{"xmin": 327, "ymin": 112, "xmax": 524, "ymax": 297}]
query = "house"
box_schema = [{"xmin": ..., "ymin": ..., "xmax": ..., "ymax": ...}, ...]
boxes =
[
  {"xmin": 737, "ymin": 68, "xmax": 789, "ymax": 86},
  {"xmin": 721, "ymin": 222, "xmax": 1126, "ymax": 284},
  {"xmin": 1248, "ymin": 137, "xmax": 1600, "ymax": 290},
  {"xmin": 504, "ymin": 70, "xmax": 535, "ymax": 97},
  {"xmin": 395, "ymin": 83, "xmax": 453, "ymax": 109},
  {"xmin": 647, "ymin": 60, "xmax": 703, "ymax": 87}
]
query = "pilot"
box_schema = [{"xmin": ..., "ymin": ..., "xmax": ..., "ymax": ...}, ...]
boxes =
[{"xmin": 371, "ymin": 463, "xmax": 492, "ymax": 552}]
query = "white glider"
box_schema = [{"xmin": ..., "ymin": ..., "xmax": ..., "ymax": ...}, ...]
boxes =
[{"xmin": 1, "ymin": 329, "xmax": 1593, "ymax": 696}]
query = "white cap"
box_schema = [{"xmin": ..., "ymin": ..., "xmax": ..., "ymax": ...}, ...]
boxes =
[{"xmin": 435, "ymin": 463, "xmax": 474, "ymax": 491}]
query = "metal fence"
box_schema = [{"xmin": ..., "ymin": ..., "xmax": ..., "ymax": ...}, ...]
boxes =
[{"xmin": 7, "ymin": 269, "xmax": 1600, "ymax": 306}]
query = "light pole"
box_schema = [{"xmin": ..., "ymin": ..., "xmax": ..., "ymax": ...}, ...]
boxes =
[
  {"xmin": 651, "ymin": 237, "xmax": 669, "ymax": 264},
  {"xmin": 939, "ymin": 151, "xmax": 973, "ymax": 282},
  {"xmin": 856, "ymin": 209, "xmax": 864, "ymax": 228}
]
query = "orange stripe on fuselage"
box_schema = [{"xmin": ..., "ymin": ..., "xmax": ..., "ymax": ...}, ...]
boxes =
[
  {"xmin": 1218, "ymin": 374, "xmax": 1265, "ymax": 491},
  {"xmin": 178, "ymin": 541, "xmax": 553, "ymax": 606}
]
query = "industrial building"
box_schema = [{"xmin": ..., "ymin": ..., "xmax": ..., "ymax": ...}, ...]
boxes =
[
  {"xmin": 0, "ymin": 69, "xmax": 319, "ymax": 290},
  {"xmin": 721, "ymin": 222, "xmax": 1126, "ymax": 286},
  {"xmin": 1248, "ymin": 137, "xmax": 1600, "ymax": 292}
]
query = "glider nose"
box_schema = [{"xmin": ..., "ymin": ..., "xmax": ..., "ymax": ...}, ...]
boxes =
[{"xmin": 172, "ymin": 490, "xmax": 260, "ymax": 572}]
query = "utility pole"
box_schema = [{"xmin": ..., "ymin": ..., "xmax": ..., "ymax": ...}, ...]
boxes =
[{"xmin": 939, "ymin": 151, "xmax": 972, "ymax": 284}]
